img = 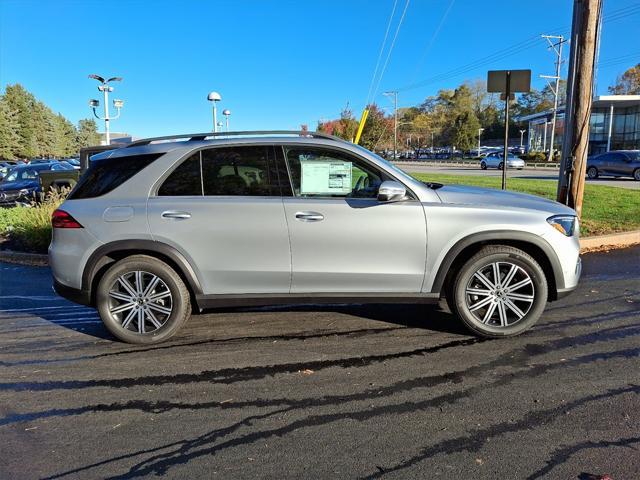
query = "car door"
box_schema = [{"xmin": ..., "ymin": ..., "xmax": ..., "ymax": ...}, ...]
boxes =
[
  {"xmin": 147, "ymin": 145, "xmax": 291, "ymax": 295},
  {"xmin": 607, "ymin": 152, "xmax": 629, "ymax": 176},
  {"xmin": 486, "ymin": 153, "xmax": 498, "ymax": 168},
  {"xmin": 279, "ymin": 145, "xmax": 427, "ymax": 293}
]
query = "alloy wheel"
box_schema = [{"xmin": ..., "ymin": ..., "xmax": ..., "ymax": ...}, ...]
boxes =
[
  {"xmin": 107, "ymin": 271, "xmax": 173, "ymax": 334},
  {"xmin": 465, "ymin": 261, "xmax": 535, "ymax": 327}
]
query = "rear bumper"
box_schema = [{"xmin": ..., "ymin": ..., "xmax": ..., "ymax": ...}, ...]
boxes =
[{"xmin": 53, "ymin": 279, "xmax": 91, "ymax": 306}]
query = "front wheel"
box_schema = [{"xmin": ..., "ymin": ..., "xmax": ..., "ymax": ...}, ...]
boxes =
[
  {"xmin": 480, "ymin": 161, "xmax": 487, "ymax": 170},
  {"xmin": 448, "ymin": 246, "xmax": 548, "ymax": 337},
  {"xmin": 587, "ymin": 166, "xmax": 598, "ymax": 179},
  {"xmin": 634, "ymin": 169, "xmax": 640, "ymax": 181},
  {"xmin": 96, "ymin": 255, "xmax": 191, "ymax": 344}
]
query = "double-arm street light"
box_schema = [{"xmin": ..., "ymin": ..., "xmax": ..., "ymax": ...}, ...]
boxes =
[
  {"xmin": 88, "ymin": 74, "xmax": 124, "ymax": 145},
  {"xmin": 519, "ymin": 129, "xmax": 527, "ymax": 150}
]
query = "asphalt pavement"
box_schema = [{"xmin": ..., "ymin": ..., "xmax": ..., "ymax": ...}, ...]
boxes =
[
  {"xmin": 1, "ymin": 247, "xmax": 639, "ymax": 479},
  {"xmin": 395, "ymin": 163, "xmax": 639, "ymax": 189}
]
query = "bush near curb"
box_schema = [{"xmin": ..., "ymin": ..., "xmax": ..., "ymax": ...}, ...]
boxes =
[{"xmin": 0, "ymin": 190, "xmax": 66, "ymax": 253}]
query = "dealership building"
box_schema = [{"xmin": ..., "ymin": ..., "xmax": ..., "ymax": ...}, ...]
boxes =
[{"xmin": 518, "ymin": 95, "xmax": 640, "ymax": 155}]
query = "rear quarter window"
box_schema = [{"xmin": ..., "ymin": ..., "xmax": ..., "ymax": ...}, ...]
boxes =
[{"xmin": 68, "ymin": 153, "xmax": 163, "ymax": 199}]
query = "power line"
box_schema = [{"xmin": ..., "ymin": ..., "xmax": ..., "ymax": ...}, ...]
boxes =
[
  {"xmin": 394, "ymin": 2, "xmax": 640, "ymax": 94},
  {"xmin": 365, "ymin": 0, "xmax": 399, "ymax": 106},
  {"xmin": 371, "ymin": 0, "xmax": 411, "ymax": 99}
]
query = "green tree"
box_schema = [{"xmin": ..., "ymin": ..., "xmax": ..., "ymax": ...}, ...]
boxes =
[
  {"xmin": 3, "ymin": 84, "xmax": 38, "ymax": 159},
  {"xmin": 54, "ymin": 114, "xmax": 78, "ymax": 157},
  {"xmin": 0, "ymin": 95, "xmax": 20, "ymax": 160},
  {"xmin": 76, "ymin": 118, "xmax": 101, "ymax": 148},
  {"xmin": 608, "ymin": 63, "xmax": 640, "ymax": 95},
  {"xmin": 359, "ymin": 104, "xmax": 392, "ymax": 152}
]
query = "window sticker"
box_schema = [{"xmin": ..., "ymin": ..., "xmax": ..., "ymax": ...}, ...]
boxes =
[{"xmin": 300, "ymin": 159, "xmax": 352, "ymax": 195}]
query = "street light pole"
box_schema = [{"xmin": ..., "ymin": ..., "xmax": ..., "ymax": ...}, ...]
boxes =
[
  {"xmin": 477, "ymin": 128, "xmax": 484, "ymax": 157},
  {"xmin": 207, "ymin": 91, "xmax": 222, "ymax": 132},
  {"xmin": 88, "ymin": 74, "xmax": 123, "ymax": 146},
  {"xmin": 383, "ymin": 91, "xmax": 398, "ymax": 158},
  {"xmin": 223, "ymin": 109, "xmax": 231, "ymax": 132},
  {"xmin": 519, "ymin": 129, "xmax": 527, "ymax": 148}
]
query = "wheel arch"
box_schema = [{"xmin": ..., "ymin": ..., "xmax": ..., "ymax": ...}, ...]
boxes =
[
  {"xmin": 432, "ymin": 231, "xmax": 563, "ymax": 301},
  {"xmin": 82, "ymin": 240, "xmax": 203, "ymax": 307}
]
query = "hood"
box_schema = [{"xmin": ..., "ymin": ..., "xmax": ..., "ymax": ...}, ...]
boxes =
[
  {"xmin": 0, "ymin": 179, "xmax": 39, "ymax": 192},
  {"xmin": 435, "ymin": 184, "xmax": 575, "ymax": 216}
]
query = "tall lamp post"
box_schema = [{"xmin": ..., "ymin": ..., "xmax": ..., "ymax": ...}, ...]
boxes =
[
  {"xmin": 477, "ymin": 127, "xmax": 484, "ymax": 157},
  {"xmin": 222, "ymin": 109, "xmax": 231, "ymax": 132},
  {"xmin": 519, "ymin": 129, "xmax": 527, "ymax": 150},
  {"xmin": 207, "ymin": 91, "xmax": 222, "ymax": 132},
  {"xmin": 88, "ymin": 74, "xmax": 123, "ymax": 145}
]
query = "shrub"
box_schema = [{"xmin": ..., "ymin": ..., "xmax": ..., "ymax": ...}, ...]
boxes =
[{"xmin": 0, "ymin": 189, "xmax": 68, "ymax": 253}]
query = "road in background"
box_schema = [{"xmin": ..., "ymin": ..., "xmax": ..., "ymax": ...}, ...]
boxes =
[
  {"xmin": 395, "ymin": 163, "xmax": 639, "ymax": 190},
  {"xmin": 1, "ymin": 248, "xmax": 639, "ymax": 479}
]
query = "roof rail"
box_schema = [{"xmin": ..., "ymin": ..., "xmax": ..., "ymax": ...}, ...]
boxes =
[{"xmin": 126, "ymin": 130, "xmax": 346, "ymax": 148}]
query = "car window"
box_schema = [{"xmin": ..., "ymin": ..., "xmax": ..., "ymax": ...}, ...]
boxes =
[
  {"xmin": 68, "ymin": 153, "xmax": 163, "ymax": 200},
  {"xmin": 201, "ymin": 146, "xmax": 277, "ymax": 196},
  {"xmin": 158, "ymin": 153, "xmax": 203, "ymax": 196},
  {"xmin": 284, "ymin": 147, "xmax": 388, "ymax": 199},
  {"xmin": 5, "ymin": 168, "xmax": 38, "ymax": 182}
]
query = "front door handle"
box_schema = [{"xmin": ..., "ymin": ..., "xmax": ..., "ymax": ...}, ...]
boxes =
[
  {"xmin": 162, "ymin": 211, "xmax": 191, "ymax": 220},
  {"xmin": 295, "ymin": 211, "xmax": 324, "ymax": 222}
]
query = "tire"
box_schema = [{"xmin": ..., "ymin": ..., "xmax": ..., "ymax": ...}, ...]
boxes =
[
  {"xmin": 587, "ymin": 166, "xmax": 598, "ymax": 179},
  {"xmin": 448, "ymin": 245, "xmax": 548, "ymax": 337},
  {"xmin": 634, "ymin": 169, "xmax": 640, "ymax": 181},
  {"xmin": 480, "ymin": 161, "xmax": 487, "ymax": 170},
  {"xmin": 96, "ymin": 255, "xmax": 191, "ymax": 344},
  {"xmin": 498, "ymin": 162, "xmax": 504, "ymax": 170}
]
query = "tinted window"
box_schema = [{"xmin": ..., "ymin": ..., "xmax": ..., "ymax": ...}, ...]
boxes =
[
  {"xmin": 158, "ymin": 153, "xmax": 202, "ymax": 196},
  {"xmin": 68, "ymin": 153, "xmax": 162, "ymax": 199},
  {"xmin": 201, "ymin": 146, "xmax": 275, "ymax": 196},
  {"xmin": 285, "ymin": 147, "xmax": 387, "ymax": 198}
]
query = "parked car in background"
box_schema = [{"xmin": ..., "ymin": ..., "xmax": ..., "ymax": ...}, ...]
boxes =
[
  {"xmin": 0, "ymin": 162, "xmax": 14, "ymax": 181},
  {"xmin": 50, "ymin": 130, "xmax": 581, "ymax": 344},
  {"xmin": 64, "ymin": 158, "xmax": 81, "ymax": 169},
  {"xmin": 0, "ymin": 161, "xmax": 75, "ymax": 207},
  {"xmin": 586, "ymin": 150, "xmax": 640, "ymax": 181},
  {"xmin": 481, "ymin": 152, "xmax": 525, "ymax": 170}
]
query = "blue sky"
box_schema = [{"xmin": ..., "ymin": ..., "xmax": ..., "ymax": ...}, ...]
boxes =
[{"xmin": 1, "ymin": 0, "xmax": 638, "ymax": 137}]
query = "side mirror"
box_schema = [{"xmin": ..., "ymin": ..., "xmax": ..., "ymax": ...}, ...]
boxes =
[{"xmin": 377, "ymin": 180, "xmax": 407, "ymax": 202}]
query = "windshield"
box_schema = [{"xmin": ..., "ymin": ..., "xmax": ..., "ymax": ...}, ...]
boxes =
[
  {"xmin": 4, "ymin": 168, "xmax": 39, "ymax": 182},
  {"xmin": 352, "ymin": 144, "xmax": 419, "ymax": 184}
]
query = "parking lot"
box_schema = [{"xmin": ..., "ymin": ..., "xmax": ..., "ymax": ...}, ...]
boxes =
[{"xmin": 1, "ymin": 246, "xmax": 639, "ymax": 479}]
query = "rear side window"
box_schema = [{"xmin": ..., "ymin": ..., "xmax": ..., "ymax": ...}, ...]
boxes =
[
  {"xmin": 202, "ymin": 146, "xmax": 275, "ymax": 196},
  {"xmin": 68, "ymin": 153, "xmax": 162, "ymax": 199},
  {"xmin": 158, "ymin": 153, "xmax": 202, "ymax": 196}
]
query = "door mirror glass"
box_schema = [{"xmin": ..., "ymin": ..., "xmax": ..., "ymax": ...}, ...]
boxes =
[{"xmin": 377, "ymin": 180, "xmax": 406, "ymax": 202}]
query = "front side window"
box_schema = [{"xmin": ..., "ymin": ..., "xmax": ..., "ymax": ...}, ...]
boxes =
[
  {"xmin": 284, "ymin": 147, "xmax": 387, "ymax": 198},
  {"xmin": 201, "ymin": 146, "xmax": 275, "ymax": 196}
]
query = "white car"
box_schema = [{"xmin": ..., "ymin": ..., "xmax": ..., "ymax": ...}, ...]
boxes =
[{"xmin": 481, "ymin": 152, "xmax": 525, "ymax": 170}]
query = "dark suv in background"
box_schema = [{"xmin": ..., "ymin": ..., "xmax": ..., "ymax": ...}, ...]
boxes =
[{"xmin": 586, "ymin": 150, "xmax": 640, "ymax": 180}]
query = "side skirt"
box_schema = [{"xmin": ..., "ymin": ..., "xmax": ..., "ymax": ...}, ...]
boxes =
[{"xmin": 196, "ymin": 292, "xmax": 440, "ymax": 310}]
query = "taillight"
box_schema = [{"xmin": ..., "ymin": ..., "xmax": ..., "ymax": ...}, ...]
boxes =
[{"xmin": 52, "ymin": 209, "xmax": 83, "ymax": 229}]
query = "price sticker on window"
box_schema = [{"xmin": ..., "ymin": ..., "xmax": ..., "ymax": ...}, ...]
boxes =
[{"xmin": 300, "ymin": 160, "xmax": 352, "ymax": 195}]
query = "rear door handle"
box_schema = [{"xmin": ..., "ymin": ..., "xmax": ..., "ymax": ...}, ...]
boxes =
[
  {"xmin": 295, "ymin": 211, "xmax": 324, "ymax": 222},
  {"xmin": 162, "ymin": 211, "xmax": 191, "ymax": 220}
]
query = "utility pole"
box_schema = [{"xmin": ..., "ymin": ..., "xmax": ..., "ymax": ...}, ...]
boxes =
[
  {"xmin": 477, "ymin": 127, "xmax": 484, "ymax": 157},
  {"xmin": 383, "ymin": 91, "xmax": 398, "ymax": 158},
  {"xmin": 557, "ymin": 0, "xmax": 602, "ymax": 217},
  {"xmin": 541, "ymin": 35, "xmax": 566, "ymax": 162}
]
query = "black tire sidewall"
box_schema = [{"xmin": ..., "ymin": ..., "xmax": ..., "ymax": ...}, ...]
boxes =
[
  {"xmin": 454, "ymin": 250, "xmax": 548, "ymax": 337},
  {"xmin": 96, "ymin": 257, "xmax": 189, "ymax": 344},
  {"xmin": 480, "ymin": 162, "xmax": 487, "ymax": 170},
  {"xmin": 587, "ymin": 167, "xmax": 598, "ymax": 179},
  {"xmin": 634, "ymin": 169, "xmax": 640, "ymax": 181}
]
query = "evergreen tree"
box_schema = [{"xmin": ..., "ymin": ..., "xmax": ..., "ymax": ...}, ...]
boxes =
[
  {"xmin": 0, "ymin": 95, "xmax": 20, "ymax": 160},
  {"xmin": 76, "ymin": 118, "xmax": 101, "ymax": 148}
]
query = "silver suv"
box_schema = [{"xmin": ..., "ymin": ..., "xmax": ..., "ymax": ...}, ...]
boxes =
[{"xmin": 49, "ymin": 131, "xmax": 582, "ymax": 344}]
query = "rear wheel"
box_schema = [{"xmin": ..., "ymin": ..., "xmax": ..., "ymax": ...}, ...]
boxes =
[
  {"xmin": 587, "ymin": 166, "xmax": 598, "ymax": 179},
  {"xmin": 96, "ymin": 255, "xmax": 191, "ymax": 344},
  {"xmin": 498, "ymin": 162, "xmax": 504, "ymax": 170},
  {"xmin": 448, "ymin": 246, "xmax": 548, "ymax": 337}
]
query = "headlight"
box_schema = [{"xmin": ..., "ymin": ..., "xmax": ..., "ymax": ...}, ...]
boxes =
[
  {"xmin": 547, "ymin": 215, "xmax": 577, "ymax": 236},
  {"xmin": 18, "ymin": 188, "xmax": 32, "ymax": 196}
]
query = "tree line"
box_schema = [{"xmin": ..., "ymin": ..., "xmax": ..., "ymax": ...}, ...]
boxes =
[
  {"xmin": 0, "ymin": 84, "xmax": 101, "ymax": 161},
  {"xmin": 319, "ymin": 63, "xmax": 638, "ymax": 154}
]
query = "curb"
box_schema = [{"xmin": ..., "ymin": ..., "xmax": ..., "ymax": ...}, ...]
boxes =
[
  {"xmin": 1, "ymin": 230, "xmax": 638, "ymax": 268},
  {"xmin": 580, "ymin": 229, "xmax": 640, "ymax": 253},
  {"xmin": 0, "ymin": 250, "xmax": 49, "ymax": 267}
]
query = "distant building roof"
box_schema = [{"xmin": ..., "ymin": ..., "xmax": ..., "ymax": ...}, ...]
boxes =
[{"xmin": 515, "ymin": 94, "xmax": 640, "ymax": 123}]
